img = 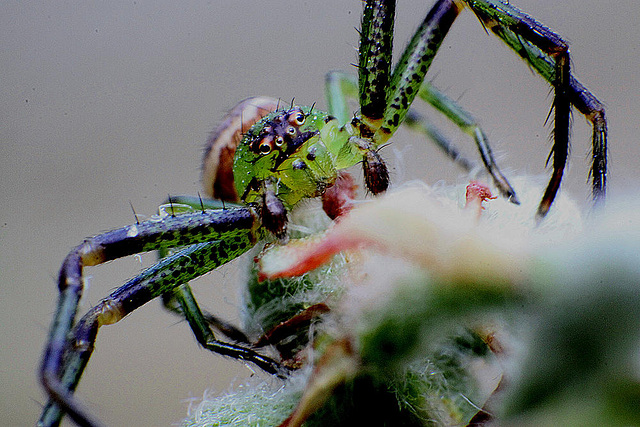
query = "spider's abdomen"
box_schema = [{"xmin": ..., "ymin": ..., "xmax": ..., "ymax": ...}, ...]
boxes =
[{"xmin": 201, "ymin": 97, "xmax": 281, "ymax": 202}]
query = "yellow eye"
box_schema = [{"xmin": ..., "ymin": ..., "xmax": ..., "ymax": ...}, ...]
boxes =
[
  {"xmin": 259, "ymin": 142, "xmax": 272, "ymax": 154},
  {"xmin": 288, "ymin": 110, "xmax": 305, "ymax": 126},
  {"xmin": 254, "ymin": 135, "xmax": 274, "ymax": 155},
  {"xmin": 275, "ymin": 136, "xmax": 285, "ymax": 146}
]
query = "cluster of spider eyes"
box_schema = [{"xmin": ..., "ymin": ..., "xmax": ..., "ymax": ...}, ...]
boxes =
[{"xmin": 251, "ymin": 107, "xmax": 306, "ymax": 155}]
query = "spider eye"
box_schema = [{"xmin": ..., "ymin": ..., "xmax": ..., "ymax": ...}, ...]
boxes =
[
  {"xmin": 286, "ymin": 126, "xmax": 296, "ymax": 136},
  {"xmin": 287, "ymin": 107, "xmax": 306, "ymax": 126},
  {"xmin": 288, "ymin": 110, "xmax": 305, "ymax": 126},
  {"xmin": 254, "ymin": 135, "xmax": 274, "ymax": 155},
  {"xmin": 275, "ymin": 135, "xmax": 285, "ymax": 147},
  {"xmin": 259, "ymin": 142, "xmax": 272, "ymax": 154}
]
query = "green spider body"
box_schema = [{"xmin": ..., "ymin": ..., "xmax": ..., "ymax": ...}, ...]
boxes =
[
  {"xmin": 39, "ymin": 1, "xmax": 607, "ymax": 426},
  {"xmin": 233, "ymin": 107, "xmax": 343, "ymax": 211}
]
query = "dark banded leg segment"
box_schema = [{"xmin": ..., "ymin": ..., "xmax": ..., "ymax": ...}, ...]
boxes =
[
  {"xmin": 39, "ymin": 208, "xmax": 268, "ymax": 427},
  {"xmin": 358, "ymin": 0, "xmax": 396, "ymax": 129},
  {"xmin": 350, "ymin": 0, "xmax": 518, "ymax": 201},
  {"xmin": 469, "ymin": 0, "xmax": 607, "ymax": 217}
]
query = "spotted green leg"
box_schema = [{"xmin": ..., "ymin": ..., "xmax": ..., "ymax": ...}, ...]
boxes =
[
  {"xmin": 351, "ymin": 0, "xmax": 606, "ymax": 216},
  {"xmin": 38, "ymin": 207, "xmax": 282, "ymax": 427},
  {"xmin": 157, "ymin": 197, "xmax": 253, "ymax": 345},
  {"xmin": 326, "ymin": 71, "xmax": 517, "ymax": 200}
]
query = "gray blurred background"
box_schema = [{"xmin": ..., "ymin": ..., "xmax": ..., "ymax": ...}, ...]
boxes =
[{"xmin": 2, "ymin": 1, "xmax": 638, "ymax": 425}]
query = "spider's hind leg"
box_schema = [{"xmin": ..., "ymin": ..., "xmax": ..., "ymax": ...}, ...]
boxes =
[{"xmin": 162, "ymin": 287, "xmax": 251, "ymax": 344}]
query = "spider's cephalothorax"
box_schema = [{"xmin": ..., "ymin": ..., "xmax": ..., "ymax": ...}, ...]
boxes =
[
  {"xmin": 234, "ymin": 106, "xmax": 340, "ymax": 238},
  {"xmin": 39, "ymin": 1, "xmax": 606, "ymax": 426},
  {"xmin": 225, "ymin": 102, "xmax": 396, "ymax": 238}
]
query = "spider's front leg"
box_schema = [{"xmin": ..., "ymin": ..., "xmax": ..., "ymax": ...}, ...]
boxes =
[
  {"xmin": 39, "ymin": 208, "xmax": 282, "ymax": 427},
  {"xmin": 355, "ymin": 0, "xmax": 518, "ymax": 202},
  {"xmin": 326, "ymin": 71, "xmax": 515, "ymax": 198}
]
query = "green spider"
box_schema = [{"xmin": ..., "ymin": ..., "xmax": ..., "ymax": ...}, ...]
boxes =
[{"xmin": 39, "ymin": 0, "xmax": 607, "ymax": 426}]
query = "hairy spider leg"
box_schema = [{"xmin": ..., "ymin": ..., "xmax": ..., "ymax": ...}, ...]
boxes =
[
  {"xmin": 38, "ymin": 207, "xmax": 279, "ymax": 427},
  {"xmin": 157, "ymin": 197, "xmax": 253, "ymax": 345},
  {"xmin": 354, "ymin": 0, "xmax": 606, "ymax": 217},
  {"xmin": 403, "ymin": 109, "xmax": 477, "ymax": 174},
  {"xmin": 326, "ymin": 71, "xmax": 516, "ymax": 200},
  {"xmin": 467, "ymin": 0, "xmax": 607, "ymax": 217},
  {"xmin": 415, "ymin": 80, "xmax": 518, "ymax": 201},
  {"xmin": 357, "ymin": 0, "xmax": 520, "ymax": 202}
]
